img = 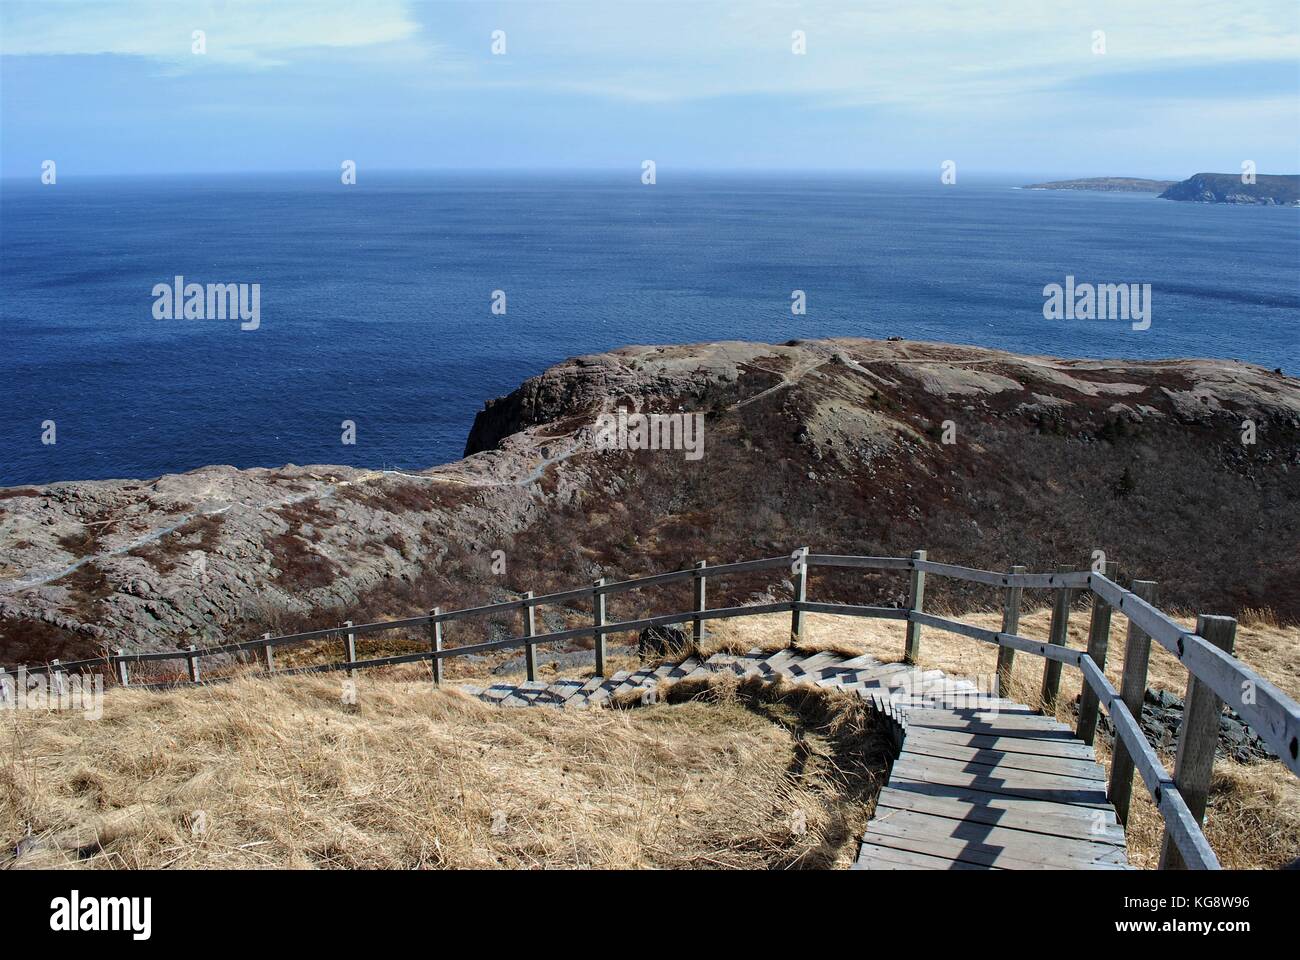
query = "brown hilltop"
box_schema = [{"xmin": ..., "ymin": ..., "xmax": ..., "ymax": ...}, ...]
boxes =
[{"xmin": 2, "ymin": 338, "xmax": 1298, "ymax": 666}]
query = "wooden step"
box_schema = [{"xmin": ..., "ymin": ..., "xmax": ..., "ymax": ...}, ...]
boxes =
[
  {"xmin": 854, "ymin": 842, "xmax": 993, "ymax": 871},
  {"xmin": 899, "ymin": 733, "xmax": 1109, "ymax": 782},
  {"xmin": 895, "ymin": 724, "xmax": 1097, "ymax": 760},
  {"xmin": 562, "ymin": 676, "xmax": 607, "ymax": 709},
  {"xmin": 888, "ymin": 752, "xmax": 1112, "ymax": 809},
  {"xmin": 876, "ymin": 782, "xmax": 1124, "ymax": 846},
  {"xmin": 584, "ymin": 671, "xmax": 631, "ymax": 707},
  {"xmin": 862, "ymin": 808, "xmax": 1130, "ymax": 870}
]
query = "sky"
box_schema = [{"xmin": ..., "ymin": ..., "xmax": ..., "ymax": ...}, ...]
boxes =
[{"xmin": 1, "ymin": 0, "xmax": 1298, "ymax": 179}]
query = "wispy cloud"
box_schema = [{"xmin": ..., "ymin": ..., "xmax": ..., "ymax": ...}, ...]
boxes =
[
  {"xmin": 443, "ymin": 0, "xmax": 1300, "ymax": 108},
  {"xmin": 0, "ymin": 0, "xmax": 421, "ymax": 67}
]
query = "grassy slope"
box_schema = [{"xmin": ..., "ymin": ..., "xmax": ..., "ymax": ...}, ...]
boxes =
[
  {"xmin": 4, "ymin": 606, "xmax": 1296, "ymax": 870},
  {"xmin": 1, "ymin": 668, "xmax": 888, "ymax": 870}
]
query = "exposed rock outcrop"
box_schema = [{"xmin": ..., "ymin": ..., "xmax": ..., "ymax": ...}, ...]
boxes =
[{"xmin": 1159, "ymin": 172, "xmax": 1300, "ymax": 206}]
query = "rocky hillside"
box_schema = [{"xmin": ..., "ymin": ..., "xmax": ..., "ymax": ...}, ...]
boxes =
[
  {"xmin": 2, "ymin": 338, "xmax": 1298, "ymax": 666},
  {"xmin": 1159, "ymin": 173, "xmax": 1300, "ymax": 206}
]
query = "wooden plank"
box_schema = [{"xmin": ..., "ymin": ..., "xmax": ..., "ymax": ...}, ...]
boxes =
[
  {"xmin": 1161, "ymin": 614, "xmax": 1236, "ymax": 870},
  {"xmin": 1040, "ymin": 564, "xmax": 1075, "ymax": 708},
  {"xmin": 584, "ymin": 671, "xmax": 631, "ymax": 706},
  {"xmin": 902, "ymin": 710, "xmax": 1071, "ymax": 738},
  {"xmin": 795, "ymin": 602, "xmax": 908, "ymax": 620},
  {"xmin": 880, "ymin": 773, "xmax": 1116, "ymax": 825},
  {"xmin": 592, "ymin": 578, "xmax": 606, "ymax": 677},
  {"xmin": 877, "ymin": 783, "xmax": 1124, "ymax": 845},
  {"xmin": 522, "ymin": 592, "xmax": 537, "ymax": 683},
  {"xmin": 806, "ymin": 554, "xmax": 913, "ymax": 571},
  {"xmin": 892, "ymin": 694, "xmax": 1028, "ymax": 713},
  {"xmin": 612, "ymin": 668, "xmax": 659, "ymax": 698},
  {"xmin": 909, "ymin": 612, "xmax": 1084, "ymax": 667},
  {"xmin": 904, "ymin": 549, "xmax": 926, "ymax": 663},
  {"xmin": 889, "ymin": 754, "xmax": 1112, "ymax": 809},
  {"xmin": 480, "ymin": 683, "xmax": 516, "ymax": 704},
  {"xmin": 862, "ymin": 826, "xmax": 1126, "ymax": 871},
  {"xmin": 427, "ymin": 608, "xmax": 443, "ymax": 685},
  {"xmin": 825, "ymin": 668, "xmax": 907, "ymax": 692},
  {"xmin": 905, "ymin": 702, "xmax": 1050, "ymax": 721},
  {"xmin": 791, "ymin": 546, "xmax": 808, "ymax": 640},
  {"xmin": 865, "ymin": 808, "xmax": 1130, "ymax": 870},
  {"xmin": 780, "ymin": 651, "xmax": 844, "ymax": 679},
  {"xmin": 650, "ymin": 661, "xmax": 682, "ymax": 681},
  {"xmin": 1076, "ymin": 560, "xmax": 1117, "ymax": 744},
  {"xmin": 756, "ymin": 648, "xmax": 803, "ymax": 676},
  {"xmin": 1109, "ymin": 579, "xmax": 1157, "ymax": 827},
  {"xmin": 499, "ymin": 679, "xmax": 549, "ymax": 708},
  {"xmin": 854, "ymin": 842, "xmax": 989, "ymax": 870},
  {"xmin": 899, "ymin": 736, "xmax": 1109, "ymax": 782},
  {"xmin": 665, "ymin": 656, "xmax": 701, "ymax": 679},
  {"xmin": 995, "ymin": 565, "xmax": 1026, "ymax": 694},
  {"xmin": 900, "ymin": 724, "xmax": 1097, "ymax": 761},
  {"xmin": 562, "ymin": 676, "xmax": 607, "ymax": 709},
  {"xmin": 692, "ymin": 560, "xmax": 707, "ymax": 645},
  {"xmin": 713, "ymin": 650, "xmax": 772, "ymax": 677},
  {"xmin": 684, "ymin": 655, "xmax": 737, "ymax": 681},
  {"xmin": 541, "ymin": 679, "xmax": 587, "ymax": 705},
  {"xmin": 836, "ymin": 653, "xmax": 886, "ymax": 670}
]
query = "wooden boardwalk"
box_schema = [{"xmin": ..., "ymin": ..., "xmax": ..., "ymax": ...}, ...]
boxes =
[{"xmin": 465, "ymin": 646, "xmax": 1131, "ymax": 870}]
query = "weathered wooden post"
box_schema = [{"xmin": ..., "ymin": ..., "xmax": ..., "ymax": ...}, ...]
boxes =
[
  {"xmin": 0, "ymin": 668, "xmax": 11, "ymax": 706},
  {"xmin": 592, "ymin": 580, "xmax": 607, "ymax": 677},
  {"xmin": 1039, "ymin": 564, "xmax": 1074, "ymax": 709},
  {"xmin": 261, "ymin": 632, "xmax": 275, "ymax": 673},
  {"xmin": 692, "ymin": 561, "xmax": 707, "ymax": 646},
  {"xmin": 904, "ymin": 549, "xmax": 927, "ymax": 665},
  {"xmin": 114, "ymin": 648, "xmax": 129, "ymax": 687},
  {"xmin": 523, "ymin": 591, "xmax": 537, "ymax": 682},
  {"xmin": 1076, "ymin": 558, "xmax": 1118, "ymax": 744},
  {"xmin": 791, "ymin": 547, "xmax": 809, "ymax": 644},
  {"xmin": 995, "ymin": 564, "xmax": 1026, "ymax": 695},
  {"xmin": 1109, "ymin": 579, "xmax": 1158, "ymax": 826},
  {"xmin": 342, "ymin": 620, "xmax": 357, "ymax": 678},
  {"xmin": 428, "ymin": 607, "xmax": 443, "ymax": 685},
  {"xmin": 50, "ymin": 659, "xmax": 67, "ymax": 697},
  {"xmin": 186, "ymin": 644, "xmax": 201, "ymax": 683},
  {"xmin": 1159, "ymin": 614, "xmax": 1236, "ymax": 870}
]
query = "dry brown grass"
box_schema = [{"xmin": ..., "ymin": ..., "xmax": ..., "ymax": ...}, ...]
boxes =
[
  {"xmin": 3, "ymin": 604, "xmax": 1296, "ymax": 870},
  {"xmin": 0, "ymin": 667, "xmax": 889, "ymax": 870}
]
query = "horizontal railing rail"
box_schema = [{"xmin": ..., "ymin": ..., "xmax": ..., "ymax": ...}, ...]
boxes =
[{"xmin": 3, "ymin": 548, "xmax": 1297, "ymax": 870}]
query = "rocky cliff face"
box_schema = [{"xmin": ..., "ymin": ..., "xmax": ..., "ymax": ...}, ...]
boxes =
[
  {"xmin": 1159, "ymin": 173, "xmax": 1300, "ymax": 206},
  {"xmin": 3, "ymin": 338, "xmax": 1299, "ymax": 666}
]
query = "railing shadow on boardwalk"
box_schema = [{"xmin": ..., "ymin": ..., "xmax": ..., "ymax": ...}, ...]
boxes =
[{"xmin": 5, "ymin": 547, "xmax": 1299, "ymax": 870}]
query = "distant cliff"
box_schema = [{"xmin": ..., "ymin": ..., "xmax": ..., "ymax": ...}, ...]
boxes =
[
  {"xmin": 1159, "ymin": 173, "xmax": 1299, "ymax": 206},
  {"xmin": 1023, "ymin": 177, "xmax": 1175, "ymax": 193}
]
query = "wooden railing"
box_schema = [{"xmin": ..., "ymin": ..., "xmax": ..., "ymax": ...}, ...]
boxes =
[{"xmin": 4, "ymin": 548, "xmax": 1299, "ymax": 871}]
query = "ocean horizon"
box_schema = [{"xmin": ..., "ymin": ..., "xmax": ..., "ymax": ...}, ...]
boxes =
[{"xmin": 3, "ymin": 171, "xmax": 1298, "ymax": 487}]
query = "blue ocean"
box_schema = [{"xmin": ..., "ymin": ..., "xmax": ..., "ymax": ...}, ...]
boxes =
[{"xmin": 2, "ymin": 172, "xmax": 1297, "ymax": 487}]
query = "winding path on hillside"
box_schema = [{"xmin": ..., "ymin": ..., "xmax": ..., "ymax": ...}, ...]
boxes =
[{"xmin": 464, "ymin": 646, "xmax": 1131, "ymax": 870}]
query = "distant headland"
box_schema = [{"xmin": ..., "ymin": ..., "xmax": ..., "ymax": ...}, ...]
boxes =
[
  {"xmin": 1024, "ymin": 173, "xmax": 1300, "ymax": 206},
  {"xmin": 1022, "ymin": 177, "xmax": 1175, "ymax": 193},
  {"xmin": 1158, "ymin": 173, "xmax": 1300, "ymax": 206}
]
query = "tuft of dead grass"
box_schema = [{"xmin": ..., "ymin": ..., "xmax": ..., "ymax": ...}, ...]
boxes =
[{"xmin": 0, "ymin": 668, "xmax": 890, "ymax": 870}]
